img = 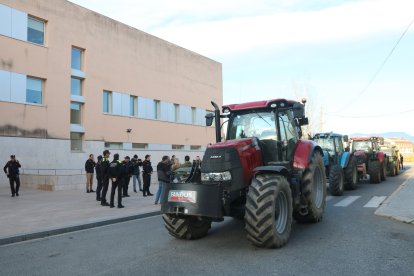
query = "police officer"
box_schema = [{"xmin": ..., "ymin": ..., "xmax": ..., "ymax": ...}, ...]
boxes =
[
  {"xmin": 122, "ymin": 156, "xmax": 133, "ymax": 197},
  {"xmin": 95, "ymin": 155, "xmax": 103, "ymax": 201},
  {"xmin": 109, "ymin": 153, "xmax": 125, "ymax": 208},
  {"xmin": 100, "ymin": 150, "xmax": 111, "ymax": 206},
  {"xmin": 3, "ymin": 155, "xmax": 21, "ymax": 197}
]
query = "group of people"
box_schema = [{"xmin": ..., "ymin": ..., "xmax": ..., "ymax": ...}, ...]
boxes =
[{"xmin": 84, "ymin": 150, "xmax": 201, "ymax": 208}]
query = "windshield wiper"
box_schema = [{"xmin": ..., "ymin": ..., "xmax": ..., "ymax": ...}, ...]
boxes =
[{"xmin": 253, "ymin": 110, "xmax": 272, "ymax": 127}]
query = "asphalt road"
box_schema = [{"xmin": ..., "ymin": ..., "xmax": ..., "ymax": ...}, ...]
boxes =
[{"xmin": 1, "ymin": 172, "xmax": 413, "ymax": 276}]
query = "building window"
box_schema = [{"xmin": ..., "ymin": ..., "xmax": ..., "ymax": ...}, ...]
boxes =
[
  {"xmin": 130, "ymin": 95, "xmax": 138, "ymax": 117},
  {"xmin": 190, "ymin": 145, "xmax": 202, "ymax": 150},
  {"xmin": 104, "ymin": 142, "xmax": 122, "ymax": 149},
  {"xmin": 103, "ymin": 90, "xmax": 112, "ymax": 113},
  {"xmin": 191, "ymin": 107, "xmax": 197, "ymax": 124},
  {"xmin": 132, "ymin": 143, "xmax": 148, "ymax": 149},
  {"xmin": 174, "ymin": 104, "xmax": 180, "ymax": 122},
  {"xmin": 70, "ymin": 132, "xmax": 83, "ymax": 151},
  {"xmin": 27, "ymin": 16, "xmax": 45, "ymax": 45},
  {"xmin": 70, "ymin": 77, "xmax": 82, "ymax": 96},
  {"xmin": 26, "ymin": 77, "xmax": 43, "ymax": 104},
  {"xmin": 71, "ymin": 47, "xmax": 83, "ymax": 70},
  {"xmin": 154, "ymin": 100, "xmax": 160, "ymax": 119},
  {"xmin": 172, "ymin": 144, "xmax": 184, "ymax": 150},
  {"xmin": 70, "ymin": 102, "xmax": 81, "ymax": 125}
]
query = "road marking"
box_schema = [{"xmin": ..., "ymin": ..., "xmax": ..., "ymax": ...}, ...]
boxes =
[
  {"xmin": 326, "ymin": 196, "xmax": 334, "ymax": 202},
  {"xmin": 364, "ymin": 196, "xmax": 387, "ymax": 208},
  {"xmin": 334, "ymin": 196, "xmax": 361, "ymax": 207}
]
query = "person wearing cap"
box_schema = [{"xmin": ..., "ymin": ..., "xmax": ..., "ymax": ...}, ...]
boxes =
[
  {"xmin": 131, "ymin": 154, "xmax": 143, "ymax": 192},
  {"xmin": 122, "ymin": 156, "xmax": 133, "ymax": 197},
  {"xmin": 3, "ymin": 155, "xmax": 21, "ymax": 197},
  {"xmin": 108, "ymin": 153, "xmax": 124, "ymax": 208},
  {"xmin": 100, "ymin": 150, "xmax": 111, "ymax": 206},
  {"xmin": 85, "ymin": 154, "xmax": 96, "ymax": 193},
  {"xmin": 95, "ymin": 155, "xmax": 103, "ymax": 201},
  {"xmin": 142, "ymin": 154, "xmax": 153, "ymax": 196}
]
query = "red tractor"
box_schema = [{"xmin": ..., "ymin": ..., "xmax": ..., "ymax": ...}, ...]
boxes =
[
  {"xmin": 161, "ymin": 99, "xmax": 326, "ymax": 248},
  {"xmin": 350, "ymin": 137, "xmax": 387, "ymax": 183}
]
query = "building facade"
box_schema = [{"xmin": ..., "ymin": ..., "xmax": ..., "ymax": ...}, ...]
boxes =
[{"xmin": 0, "ymin": 0, "xmax": 222, "ymax": 190}]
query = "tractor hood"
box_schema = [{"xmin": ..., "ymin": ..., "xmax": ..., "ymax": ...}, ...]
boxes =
[{"xmin": 203, "ymin": 138, "xmax": 263, "ymax": 187}]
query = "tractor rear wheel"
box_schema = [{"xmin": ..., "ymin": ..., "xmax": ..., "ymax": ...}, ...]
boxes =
[
  {"xmin": 245, "ymin": 174, "xmax": 293, "ymax": 248},
  {"xmin": 368, "ymin": 160, "xmax": 381, "ymax": 184},
  {"xmin": 380, "ymin": 161, "xmax": 387, "ymax": 181},
  {"xmin": 344, "ymin": 156, "xmax": 358, "ymax": 190},
  {"xmin": 162, "ymin": 214, "xmax": 211, "ymax": 240},
  {"xmin": 329, "ymin": 164, "xmax": 344, "ymax": 196},
  {"xmin": 293, "ymin": 152, "xmax": 326, "ymax": 223}
]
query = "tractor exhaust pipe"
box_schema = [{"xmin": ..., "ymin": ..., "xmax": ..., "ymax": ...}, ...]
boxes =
[{"xmin": 211, "ymin": 101, "xmax": 221, "ymax": 143}]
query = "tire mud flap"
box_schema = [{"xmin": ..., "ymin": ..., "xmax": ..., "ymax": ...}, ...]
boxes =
[{"xmin": 161, "ymin": 183, "xmax": 223, "ymax": 219}]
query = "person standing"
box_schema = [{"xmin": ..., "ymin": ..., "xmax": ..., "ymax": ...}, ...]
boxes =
[
  {"xmin": 142, "ymin": 154, "xmax": 153, "ymax": 196},
  {"xmin": 122, "ymin": 156, "xmax": 133, "ymax": 197},
  {"xmin": 85, "ymin": 154, "xmax": 96, "ymax": 193},
  {"xmin": 400, "ymin": 154, "xmax": 404, "ymax": 170},
  {"xmin": 155, "ymin": 155, "xmax": 171, "ymax": 205},
  {"xmin": 182, "ymin": 155, "xmax": 192, "ymax": 168},
  {"xmin": 108, "ymin": 153, "xmax": 124, "ymax": 208},
  {"xmin": 95, "ymin": 155, "xmax": 103, "ymax": 201},
  {"xmin": 131, "ymin": 155, "xmax": 143, "ymax": 192},
  {"xmin": 100, "ymin": 150, "xmax": 111, "ymax": 206},
  {"xmin": 3, "ymin": 155, "xmax": 21, "ymax": 197}
]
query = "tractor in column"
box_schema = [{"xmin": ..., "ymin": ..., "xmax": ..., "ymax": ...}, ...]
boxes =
[{"xmin": 161, "ymin": 99, "xmax": 326, "ymax": 248}]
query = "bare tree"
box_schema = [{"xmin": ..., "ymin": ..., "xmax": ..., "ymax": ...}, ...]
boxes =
[{"xmin": 290, "ymin": 80, "xmax": 322, "ymax": 138}]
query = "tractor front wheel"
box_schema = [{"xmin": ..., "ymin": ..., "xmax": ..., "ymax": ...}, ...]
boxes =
[
  {"xmin": 329, "ymin": 164, "xmax": 344, "ymax": 196},
  {"xmin": 368, "ymin": 160, "xmax": 381, "ymax": 184},
  {"xmin": 245, "ymin": 174, "xmax": 293, "ymax": 248},
  {"xmin": 344, "ymin": 156, "xmax": 358, "ymax": 190},
  {"xmin": 162, "ymin": 214, "xmax": 211, "ymax": 240}
]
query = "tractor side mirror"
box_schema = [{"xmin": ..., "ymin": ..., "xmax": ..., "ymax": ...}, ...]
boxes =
[
  {"xmin": 298, "ymin": 117, "xmax": 308, "ymax": 126},
  {"xmin": 205, "ymin": 113, "xmax": 215, "ymax": 126},
  {"xmin": 293, "ymin": 103, "xmax": 305, "ymax": 118},
  {"xmin": 343, "ymin": 135, "xmax": 348, "ymax": 142}
]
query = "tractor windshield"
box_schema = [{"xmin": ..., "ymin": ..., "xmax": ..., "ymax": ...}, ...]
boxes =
[
  {"xmin": 314, "ymin": 138, "xmax": 335, "ymax": 153},
  {"xmin": 352, "ymin": 140, "xmax": 371, "ymax": 152},
  {"xmin": 227, "ymin": 111, "xmax": 276, "ymax": 140}
]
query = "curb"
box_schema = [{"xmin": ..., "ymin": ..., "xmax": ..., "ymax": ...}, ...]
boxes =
[
  {"xmin": 375, "ymin": 170, "xmax": 414, "ymax": 225},
  {"xmin": 0, "ymin": 211, "xmax": 161, "ymax": 246}
]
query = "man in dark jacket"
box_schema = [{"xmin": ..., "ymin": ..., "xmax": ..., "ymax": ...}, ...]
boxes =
[
  {"xmin": 142, "ymin": 155, "xmax": 153, "ymax": 197},
  {"xmin": 95, "ymin": 155, "xmax": 103, "ymax": 201},
  {"xmin": 4, "ymin": 155, "xmax": 21, "ymax": 197},
  {"xmin": 100, "ymin": 150, "xmax": 111, "ymax": 206},
  {"xmin": 155, "ymin": 155, "xmax": 171, "ymax": 205},
  {"xmin": 84, "ymin": 154, "xmax": 96, "ymax": 193},
  {"xmin": 108, "ymin": 153, "xmax": 124, "ymax": 208},
  {"xmin": 122, "ymin": 156, "xmax": 133, "ymax": 197}
]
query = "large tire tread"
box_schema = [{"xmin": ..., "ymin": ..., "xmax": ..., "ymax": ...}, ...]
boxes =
[
  {"xmin": 293, "ymin": 152, "xmax": 327, "ymax": 223},
  {"xmin": 344, "ymin": 156, "xmax": 358, "ymax": 190},
  {"xmin": 329, "ymin": 164, "xmax": 344, "ymax": 196},
  {"xmin": 368, "ymin": 160, "xmax": 381, "ymax": 184},
  {"xmin": 245, "ymin": 174, "xmax": 293, "ymax": 249},
  {"xmin": 162, "ymin": 214, "xmax": 211, "ymax": 240}
]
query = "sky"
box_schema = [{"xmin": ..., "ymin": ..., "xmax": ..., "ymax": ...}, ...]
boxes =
[{"xmin": 70, "ymin": 0, "xmax": 414, "ymax": 136}]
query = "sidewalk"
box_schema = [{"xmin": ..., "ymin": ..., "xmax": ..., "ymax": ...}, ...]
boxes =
[
  {"xmin": 0, "ymin": 182, "xmax": 162, "ymax": 245},
  {"xmin": 1, "ymin": 166, "xmax": 413, "ymax": 246},
  {"xmin": 375, "ymin": 164, "xmax": 414, "ymax": 225}
]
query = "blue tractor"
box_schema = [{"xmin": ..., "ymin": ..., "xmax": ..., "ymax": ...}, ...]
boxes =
[{"xmin": 313, "ymin": 133, "xmax": 358, "ymax": 196}]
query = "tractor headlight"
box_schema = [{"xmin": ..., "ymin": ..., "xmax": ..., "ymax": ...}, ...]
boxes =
[{"xmin": 201, "ymin": 171, "xmax": 232, "ymax": 182}]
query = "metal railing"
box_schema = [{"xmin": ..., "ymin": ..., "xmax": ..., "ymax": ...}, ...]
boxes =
[{"xmin": 21, "ymin": 168, "xmax": 85, "ymax": 176}]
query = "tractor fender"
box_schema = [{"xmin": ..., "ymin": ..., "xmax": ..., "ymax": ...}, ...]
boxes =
[
  {"xmin": 377, "ymin": 152, "xmax": 386, "ymax": 163},
  {"xmin": 293, "ymin": 140, "xmax": 323, "ymax": 170},
  {"xmin": 322, "ymin": 150, "xmax": 330, "ymax": 167},
  {"xmin": 340, "ymin": 152, "xmax": 351, "ymax": 169},
  {"xmin": 254, "ymin": 166, "xmax": 290, "ymax": 178}
]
